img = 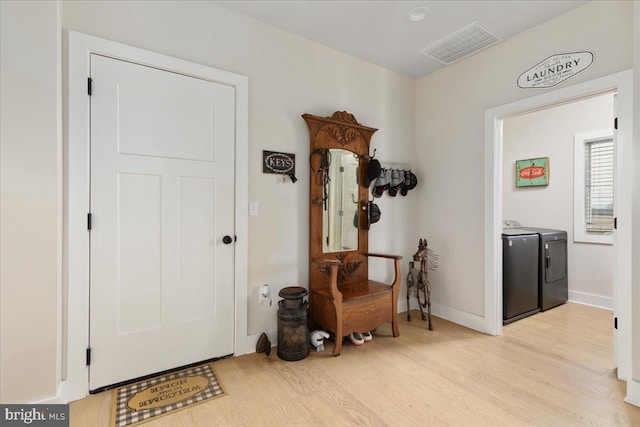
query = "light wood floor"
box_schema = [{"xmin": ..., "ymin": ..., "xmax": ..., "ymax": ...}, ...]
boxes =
[{"xmin": 70, "ymin": 303, "xmax": 640, "ymax": 426}]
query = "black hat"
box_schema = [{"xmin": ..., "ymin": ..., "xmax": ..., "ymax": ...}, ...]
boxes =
[
  {"xmin": 369, "ymin": 202, "xmax": 381, "ymax": 224},
  {"xmin": 400, "ymin": 171, "xmax": 418, "ymax": 196},
  {"xmin": 364, "ymin": 159, "xmax": 381, "ymax": 187}
]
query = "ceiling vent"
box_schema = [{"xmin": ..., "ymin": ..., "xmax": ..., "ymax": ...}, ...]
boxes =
[{"xmin": 419, "ymin": 21, "xmax": 501, "ymax": 65}]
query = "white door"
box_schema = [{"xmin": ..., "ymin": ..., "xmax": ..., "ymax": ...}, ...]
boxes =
[{"xmin": 89, "ymin": 54, "xmax": 236, "ymax": 390}]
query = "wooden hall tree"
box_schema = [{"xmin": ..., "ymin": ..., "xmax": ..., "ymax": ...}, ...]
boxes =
[{"xmin": 303, "ymin": 111, "xmax": 401, "ymax": 356}]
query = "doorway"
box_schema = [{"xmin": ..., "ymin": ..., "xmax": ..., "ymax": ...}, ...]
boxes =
[
  {"xmin": 484, "ymin": 70, "xmax": 633, "ymax": 381},
  {"xmin": 502, "ymin": 93, "xmax": 615, "ymax": 311},
  {"xmin": 88, "ymin": 54, "xmax": 236, "ymax": 390},
  {"xmin": 66, "ymin": 31, "xmax": 249, "ymax": 401}
]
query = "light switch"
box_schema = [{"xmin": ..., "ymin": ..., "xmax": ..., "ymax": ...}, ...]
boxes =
[{"xmin": 249, "ymin": 201, "xmax": 259, "ymax": 216}]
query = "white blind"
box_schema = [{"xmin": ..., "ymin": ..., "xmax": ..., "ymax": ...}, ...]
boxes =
[{"xmin": 584, "ymin": 137, "xmax": 614, "ymax": 232}]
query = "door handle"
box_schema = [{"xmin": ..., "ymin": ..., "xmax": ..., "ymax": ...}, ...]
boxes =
[
  {"xmin": 545, "ymin": 256, "xmax": 550, "ymax": 269},
  {"xmin": 223, "ymin": 235, "xmax": 233, "ymax": 244}
]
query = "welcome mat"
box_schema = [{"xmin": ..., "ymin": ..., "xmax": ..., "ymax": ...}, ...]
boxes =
[{"xmin": 111, "ymin": 363, "xmax": 226, "ymax": 427}]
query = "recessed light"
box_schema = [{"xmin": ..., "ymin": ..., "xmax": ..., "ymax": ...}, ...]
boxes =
[{"xmin": 408, "ymin": 6, "xmax": 429, "ymax": 22}]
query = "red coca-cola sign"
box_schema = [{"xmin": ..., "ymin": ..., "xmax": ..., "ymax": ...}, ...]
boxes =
[
  {"xmin": 516, "ymin": 157, "xmax": 549, "ymax": 187},
  {"xmin": 518, "ymin": 166, "xmax": 545, "ymax": 179}
]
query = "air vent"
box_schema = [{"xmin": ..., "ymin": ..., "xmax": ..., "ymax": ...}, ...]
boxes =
[{"xmin": 419, "ymin": 21, "xmax": 501, "ymax": 65}]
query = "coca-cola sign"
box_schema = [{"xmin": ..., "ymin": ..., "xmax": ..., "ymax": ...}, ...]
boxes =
[
  {"xmin": 515, "ymin": 157, "xmax": 549, "ymax": 187},
  {"xmin": 519, "ymin": 166, "xmax": 545, "ymax": 179},
  {"xmin": 518, "ymin": 52, "xmax": 594, "ymax": 89}
]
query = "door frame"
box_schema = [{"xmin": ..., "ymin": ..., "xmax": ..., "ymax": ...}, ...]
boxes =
[
  {"xmin": 64, "ymin": 31, "xmax": 248, "ymax": 401},
  {"xmin": 483, "ymin": 70, "xmax": 633, "ymax": 380}
]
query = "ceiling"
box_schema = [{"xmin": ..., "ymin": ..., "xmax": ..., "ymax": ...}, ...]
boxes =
[{"xmin": 215, "ymin": 0, "xmax": 588, "ymax": 78}]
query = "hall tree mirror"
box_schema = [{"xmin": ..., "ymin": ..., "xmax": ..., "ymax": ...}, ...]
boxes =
[
  {"xmin": 303, "ymin": 111, "xmax": 401, "ymax": 356},
  {"xmin": 323, "ymin": 148, "xmax": 360, "ymax": 252}
]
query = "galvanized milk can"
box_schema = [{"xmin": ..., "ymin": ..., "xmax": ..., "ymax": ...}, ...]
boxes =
[{"xmin": 277, "ymin": 286, "xmax": 309, "ymax": 361}]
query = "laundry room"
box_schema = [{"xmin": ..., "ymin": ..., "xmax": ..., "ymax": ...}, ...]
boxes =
[{"xmin": 502, "ymin": 92, "xmax": 615, "ymax": 324}]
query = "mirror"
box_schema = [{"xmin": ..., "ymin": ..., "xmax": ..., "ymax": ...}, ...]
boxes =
[{"xmin": 323, "ymin": 149, "xmax": 359, "ymax": 253}]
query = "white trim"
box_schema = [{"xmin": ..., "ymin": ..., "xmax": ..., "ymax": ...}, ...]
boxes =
[
  {"xmin": 573, "ymin": 129, "xmax": 615, "ymax": 245},
  {"xmin": 246, "ymin": 330, "xmax": 277, "ymax": 355},
  {"xmin": 66, "ymin": 31, "xmax": 249, "ymax": 402},
  {"xmin": 568, "ymin": 290, "xmax": 613, "ymax": 310},
  {"xmin": 484, "ymin": 70, "xmax": 633, "ymax": 380},
  {"xmin": 484, "ymin": 110, "xmax": 504, "ymax": 336},
  {"xmin": 431, "ymin": 303, "xmax": 491, "ymax": 334},
  {"xmin": 626, "ymin": 379, "xmax": 640, "ymax": 407},
  {"xmin": 31, "ymin": 383, "xmax": 66, "ymax": 405}
]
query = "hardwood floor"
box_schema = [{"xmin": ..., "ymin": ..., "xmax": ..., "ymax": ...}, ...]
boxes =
[{"xmin": 70, "ymin": 303, "xmax": 640, "ymax": 426}]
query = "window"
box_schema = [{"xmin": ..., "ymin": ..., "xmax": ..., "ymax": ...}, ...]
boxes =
[{"xmin": 574, "ymin": 129, "xmax": 614, "ymax": 244}]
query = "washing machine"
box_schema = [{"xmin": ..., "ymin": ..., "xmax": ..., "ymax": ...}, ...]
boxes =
[
  {"xmin": 502, "ymin": 228, "xmax": 541, "ymax": 324},
  {"xmin": 521, "ymin": 227, "xmax": 568, "ymax": 311}
]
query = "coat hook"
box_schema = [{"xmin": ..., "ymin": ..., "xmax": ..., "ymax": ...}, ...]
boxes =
[{"xmin": 364, "ymin": 149, "xmax": 377, "ymax": 161}]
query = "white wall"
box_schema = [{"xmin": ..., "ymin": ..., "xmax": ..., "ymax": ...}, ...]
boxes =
[
  {"xmin": 0, "ymin": 1, "xmax": 61, "ymax": 403},
  {"xmin": 415, "ymin": 0, "xmax": 633, "ymax": 320},
  {"xmin": 60, "ymin": 0, "xmax": 416, "ymax": 337},
  {"xmin": 1, "ymin": 0, "xmax": 416, "ymax": 403},
  {"xmin": 503, "ymin": 94, "xmax": 614, "ymax": 307}
]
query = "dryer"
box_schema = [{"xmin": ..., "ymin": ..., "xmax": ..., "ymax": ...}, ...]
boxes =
[{"xmin": 522, "ymin": 227, "xmax": 568, "ymax": 311}]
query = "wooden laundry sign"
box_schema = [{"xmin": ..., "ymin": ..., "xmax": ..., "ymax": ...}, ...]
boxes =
[{"xmin": 517, "ymin": 52, "xmax": 594, "ymax": 89}]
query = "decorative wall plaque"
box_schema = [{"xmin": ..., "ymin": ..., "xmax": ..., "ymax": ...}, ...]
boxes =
[
  {"xmin": 263, "ymin": 150, "xmax": 295, "ymax": 176},
  {"xmin": 517, "ymin": 52, "xmax": 594, "ymax": 89},
  {"xmin": 515, "ymin": 157, "xmax": 549, "ymax": 187}
]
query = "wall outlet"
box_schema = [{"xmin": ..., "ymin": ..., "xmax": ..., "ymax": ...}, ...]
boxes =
[{"xmin": 259, "ymin": 284, "xmax": 269, "ymax": 303}]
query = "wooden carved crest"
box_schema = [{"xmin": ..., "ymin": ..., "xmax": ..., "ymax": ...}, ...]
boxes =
[
  {"xmin": 321, "ymin": 124, "xmax": 363, "ymax": 146},
  {"xmin": 328, "ymin": 111, "xmax": 361, "ymax": 125},
  {"xmin": 317, "ymin": 254, "xmax": 362, "ymax": 283},
  {"xmin": 302, "ymin": 111, "xmax": 377, "ymax": 152}
]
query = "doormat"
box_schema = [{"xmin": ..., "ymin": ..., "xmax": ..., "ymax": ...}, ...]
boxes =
[{"xmin": 111, "ymin": 363, "xmax": 226, "ymax": 427}]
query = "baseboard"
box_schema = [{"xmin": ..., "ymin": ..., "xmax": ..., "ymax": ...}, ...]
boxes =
[
  {"xmin": 397, "ymin": 299, "xmax": 408, "ymax": 316},
  {"xmin": 625, "ymin": 379, "xmax": 640, "ymax": 407},
  {"xmin": 568, "ymin": 290, "xmax": 613, "ymax": 310},
  {"xmin": 244, "ymin": 302, "xmax": 486, "ymax": 354},
  {"xmin": 430, "ymin": 302, "xmax": 490, "ymax": 334},
  {"xmin": 31, "ymin": 383, "xmax": 66, "ymax": 404}
]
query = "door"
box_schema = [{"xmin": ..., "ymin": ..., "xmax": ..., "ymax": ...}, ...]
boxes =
[
  {"xmin": 89, "ymin": 54, "xmax": 236, "ymax": 390},
  {"xmin": 544, "ymin": 240, "xmax": 567, "ymax": 284},
  {"xmin": 540, "ymin": 238, "xmax": 568, "ymax": 311}
]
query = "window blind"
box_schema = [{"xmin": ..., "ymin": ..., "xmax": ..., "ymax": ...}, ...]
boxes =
[{"xmin": 584, "ymin": 137, "xmax": 614, "ymax": 232}]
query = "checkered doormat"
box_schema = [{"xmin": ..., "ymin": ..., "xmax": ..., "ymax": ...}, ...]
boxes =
[{"xmin": 111, "ymin": 363, "xmax": 226, "ymax": 427}]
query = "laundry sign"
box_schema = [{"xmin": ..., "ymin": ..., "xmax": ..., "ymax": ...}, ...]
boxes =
[{"xmin": 517, "ymin": 51, "xmax": 594, "ymax": 89}]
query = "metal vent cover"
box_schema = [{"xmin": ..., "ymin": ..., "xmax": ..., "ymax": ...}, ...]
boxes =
[{"xmin": 419, "ymin": 21, "xmax": 501, "ymax": 65}]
